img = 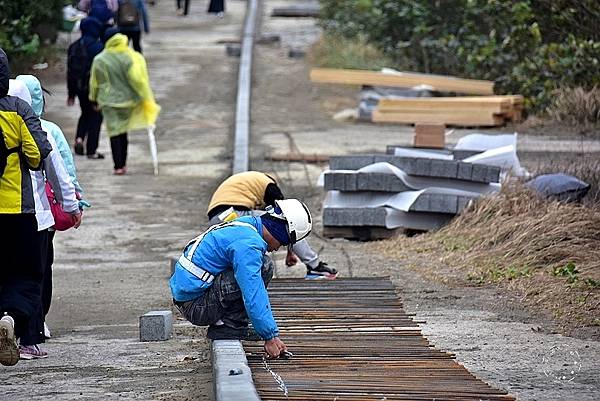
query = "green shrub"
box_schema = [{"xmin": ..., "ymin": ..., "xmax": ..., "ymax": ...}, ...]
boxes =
[
  {"xmin": 319, "ymin": 0, "xmax": 600, "ymax": 111},
  {"xmin": 0, "ymin": 0, "xmax": 66, "ymax": 58}
]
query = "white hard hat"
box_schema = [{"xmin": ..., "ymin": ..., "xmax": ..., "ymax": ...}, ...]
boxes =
[{"xmin": 266, "ymin": 199, "xmax": 312, "ymax": 244}]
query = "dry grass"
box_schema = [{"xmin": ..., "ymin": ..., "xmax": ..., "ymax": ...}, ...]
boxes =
[
  {"xmin": 547, "ymin": 86, "xmax": 600, "ymax": 130},
  {"xmin": 309, "ymin": 34, "xmax": 394, "ymax": 71},
  {"xmin": 371, "ymin": 183, "xmax": 600, "ymax": 337}
]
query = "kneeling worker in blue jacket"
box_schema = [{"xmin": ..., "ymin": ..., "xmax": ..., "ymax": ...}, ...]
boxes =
[{"xmin": 170, "ymin": 199, "xmax": 312, "ymax": 359}]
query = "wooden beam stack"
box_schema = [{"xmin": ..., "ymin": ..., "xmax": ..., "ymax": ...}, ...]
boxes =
[
  {"xmin": 310, "ymin": 68, "xmax": 495, "ymax": 95},
  {"xmin": 310, "ymin": 68, "xmax": 524, "ymax": 127},
  {"xmin": 373, "ymin": 95, "xmax": 524, "ymax": 127}
]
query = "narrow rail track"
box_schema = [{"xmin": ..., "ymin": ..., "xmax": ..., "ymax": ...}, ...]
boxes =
[{"xmin": 243, "ymin": 278, "xmax": 515, "ymax": 401}]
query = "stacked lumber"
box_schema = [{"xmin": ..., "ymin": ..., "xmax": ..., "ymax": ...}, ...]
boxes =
[
  {"xmin": 310, "ymin": 68, "xmax": 524, "ymax": 127},
  {"xmin": 321, "ymin": 151, "xmax": 501, "ymax": 240},
  {"xmin": 310, "ymin": 68, "xmax": 495, "ymax": 95},
  {"xmin": 372, "ymin": 95, "xmax": 524, "ymax": 126}
]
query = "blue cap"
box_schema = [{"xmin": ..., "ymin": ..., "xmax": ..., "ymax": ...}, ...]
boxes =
[{"xmin": 260, "ymin": 214, "xmax": 290, "ymax": 246}]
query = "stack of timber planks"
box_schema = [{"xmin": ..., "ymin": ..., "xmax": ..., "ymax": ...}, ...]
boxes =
[
  {"xmin": 310, "ymin": 68, "xmax": 524, "ymax": 127},
  {"xmin": 373, "ymin": 96, "xmax": 524, "ymax": 127}
]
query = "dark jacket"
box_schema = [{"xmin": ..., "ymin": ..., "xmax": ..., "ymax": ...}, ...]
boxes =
[
  {"xmin": 0, "ymin": 49, "xmax": 52, "ymax": 214},
  {"xmin": 67, "ymin": 17, "xmax": 104, "ymax": 98}
]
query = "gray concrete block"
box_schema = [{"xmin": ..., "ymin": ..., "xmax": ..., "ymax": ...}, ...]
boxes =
[
  {"xmin": 470, "ymin": 163, "xmax": 488, "ymax": 182},
  {"xmin": 345, "ymin": 172, "xmax": 357, "ymax": 191},
  {"xmin": 412, "ymin": 158, "xmax": 431, "ymax": 176},
  {"xmin": 485, "ymin": 165, "xmax": 501, "ymax": 183},
  {"xmin": 457, "ymin": 163, "xmax": 473, "ymax": 181},
  {"xmin": 226, "ymin": 44, "xmax": 241, "ymax": 57},
  {"xmin": 329, "ymin": 155, "xmax": 375, "ymax": 170},
  {"xmin": 140, "ymin": 310, "xmax": 173, "ymax": 342},
  {"xmin": 323, "ymin": 208, "xmax": 387, "ymax": 227},
  {"xmin": 410, "ymin": 194, "xmax": 461, "ymax": 214},
  {"xmin": 431, "ymin": 159, "xmax": 458, "ymax": 178},
  {"xmin": 329, "ymin": 154, "xmax": 498, "ymax": 183}
]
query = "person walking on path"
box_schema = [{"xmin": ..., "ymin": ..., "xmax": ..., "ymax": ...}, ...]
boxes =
[
  {"xmin": 0, "ymin": 49, "xmax": 52, "ymax": 367},
  {"xmin": 89, "ymin": 30, "xmax": 160, "ymax": 175},
  {"xmin": 170, "ymin": 199, "xmax": 312, "ymax": 358},
  {"xmin": 116, "ymin": 0, "xmax": 150, "ymax": 53},
  {"xmin": 207, "ymin": 0, "xmax": 224, "ymax": 17},
  {"xmin": 17, "ymin": 74, "xmax": 86, "ymax": 343},
  {"xmin": 175, "ymin": 0, "xmax": 190, "ymax": 16},
  {"xmin": 78, "ymin": 0, "xmax": 119, "ymax": 34},
  {"xmin": 207, "ymin": 171, "xmax": 338, "ymax": 279},
  {"xmin": 67, "ymin": 16, "xmax": 105, "ymax": 159}
]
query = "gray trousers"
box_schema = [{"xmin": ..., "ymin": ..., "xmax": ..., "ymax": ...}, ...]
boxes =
[
  {"xmin": 175, "ymin": 255, "xmax": 274, "ymax": 329},
  {"xmin": 209, "ymin": 209, "xmax": 319, "ymax": 268}
]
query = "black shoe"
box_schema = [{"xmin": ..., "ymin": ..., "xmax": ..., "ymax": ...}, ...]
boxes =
[
  {"xmin": 87, "ymin": 152, "xmax": 105, "ymax": 159},
  {"xmin": 206, "ymin": 325, "xmax": 261, "ymax": 341},
  {"xmin": 306, "ymin": 261, "xmax": 338, "ymax": 277},
  {"xmin": 74, "ymin": 140, "xmax": 84, "ymax": 156}
]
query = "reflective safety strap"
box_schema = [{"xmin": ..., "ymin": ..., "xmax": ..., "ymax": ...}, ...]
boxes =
[
  {"xmin": 177, "ymin": 255, "xmax": 216, "ymax": 283},
  {"xmin": 179, "ymin": 220, "xmax": 259, "ymax": 283}
]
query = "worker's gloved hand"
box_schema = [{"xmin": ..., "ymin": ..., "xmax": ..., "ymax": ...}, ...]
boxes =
[
  {"xmin": 285, "ymin": 250, "xmax": 298, "ymax": 267},
  {"xmin": 264, "ymin": 337, "xmax": 287, "ymax": 359}
]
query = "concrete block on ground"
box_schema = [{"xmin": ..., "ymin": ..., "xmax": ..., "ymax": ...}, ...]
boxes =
[
  {"xmin": 288, "ymin": 49, "xmax": 306, "ymax": 58},
  {"xmin": 140, "ymin": 310, "xmax": 173, "ymax": 342},
  {"xmin": 225, "ymin": 44, "xmax": 241, "ymax": 57}
]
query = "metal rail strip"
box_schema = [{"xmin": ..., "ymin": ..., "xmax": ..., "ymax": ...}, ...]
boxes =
[{"xmin": 243, "ymin": 278, "xmax": 516, "ymax": 401}]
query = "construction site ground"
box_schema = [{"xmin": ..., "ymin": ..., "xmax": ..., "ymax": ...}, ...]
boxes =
[{"xmin": 1, "ymin": 0, "xmax": 599, "ymax": 400}]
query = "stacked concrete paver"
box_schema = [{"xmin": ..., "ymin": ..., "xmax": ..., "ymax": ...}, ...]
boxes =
[{"xmin": 322, "ymin": 150, "xmax": 501, "ymax": 239}]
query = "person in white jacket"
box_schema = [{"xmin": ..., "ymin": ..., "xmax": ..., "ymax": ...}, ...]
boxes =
[{"xmin": 8, "ymin": 80, "xmax": 82, "ymax": 360}]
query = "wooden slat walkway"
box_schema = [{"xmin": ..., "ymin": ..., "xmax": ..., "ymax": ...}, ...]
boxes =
[{"xmin": 243, "ymin": 277, "xmax": 515, "ymax": 401}]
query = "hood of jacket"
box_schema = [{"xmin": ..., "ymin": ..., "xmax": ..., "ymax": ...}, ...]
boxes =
[
  {"xmin": 7, "ymin": 79, "xmax": 32, "ymax": 106},
  {"xmin": 80, "ymin": 16, "xmax": 103, "ymax": 40},
  {"xmin": 105, "ymin": 33, "xmax": 130, "ymax": 51},
  {"xmin": 0, "ymin": 48, "xmax": 9, "ymax": 97},
  {"xmin": 16, "ymin": 75, "xmax": 44, "ymax": 117}
]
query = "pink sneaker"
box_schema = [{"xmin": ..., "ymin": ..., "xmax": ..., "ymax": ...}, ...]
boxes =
[
  {"xmin": 0, "ymin": 315, "xmax": 19, "ymax": 366},
  {"xmin": 19, "ymin": 344, "xmax": 48, "ymax": 360}
]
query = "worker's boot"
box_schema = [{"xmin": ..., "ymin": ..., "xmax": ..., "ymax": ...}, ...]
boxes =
[
  {"xmin": 306, "ymin": 261, "xmax": 338, "ymax": 279},
  {"xmin": 206, "ymin": 324, "xmax": 261, "ymax": 341}
]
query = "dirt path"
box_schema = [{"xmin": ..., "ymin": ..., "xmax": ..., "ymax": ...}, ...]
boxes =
[{"xmin": 1, "ymin": 0, "xmax": 598, "ymax": 400}]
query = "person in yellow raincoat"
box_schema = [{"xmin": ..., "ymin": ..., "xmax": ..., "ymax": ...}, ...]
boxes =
[{"xmin": 89, "ymin": 29, "xmax": 160, "ymax": 175}]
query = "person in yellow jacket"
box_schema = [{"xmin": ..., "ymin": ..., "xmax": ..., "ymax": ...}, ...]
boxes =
[
  {"xmin": 0, "ymin": 48, "xmax": 52, "ymax": 367},
  {"xmin": 89, "ymin": 28, "xmax": 160, "ymax": 175}
]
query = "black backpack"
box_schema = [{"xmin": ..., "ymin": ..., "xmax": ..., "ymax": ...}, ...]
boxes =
[
  {"xmin": 118, "ymin": 0, "xmax": 140, "ymax": 27},
  {"xmin": 67, "ymin": 38, "xmax": 91, "ymax": 93},
  {"xmin": 0, "ymin": 128, "xmax": 19, "ymax": 178}
]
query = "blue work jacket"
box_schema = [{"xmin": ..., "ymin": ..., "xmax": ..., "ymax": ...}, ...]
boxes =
[{"xmin": 169, "ymin": 216, "xmax": 279, "ymax": 340}]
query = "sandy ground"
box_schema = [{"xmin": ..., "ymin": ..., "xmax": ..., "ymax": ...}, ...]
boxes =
[{"xmin": 1, "ymin": 0, "xmax": 599, "ymax": 400}]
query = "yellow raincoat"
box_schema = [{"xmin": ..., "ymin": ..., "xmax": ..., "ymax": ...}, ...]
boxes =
[{"xmin": 89, "ymin": 33, "xmax": 160, "ymax": 136}]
